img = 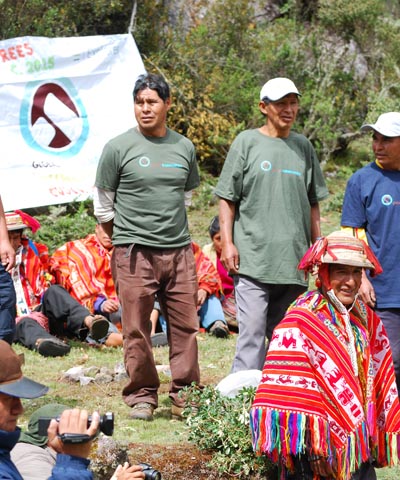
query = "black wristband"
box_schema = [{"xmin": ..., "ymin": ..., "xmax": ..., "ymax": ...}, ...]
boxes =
[{"xmin": 59, "ymin": 433, "xmax": 93, "ymax": 444}]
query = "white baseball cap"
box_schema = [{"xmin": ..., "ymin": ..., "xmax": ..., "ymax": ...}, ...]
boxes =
[
  {"xmin": 260, "ymin": 77, "xmax": 301, "ymax": 102},
  {"xmin": 360, "ymin": 112, "xmax": 400, "ymax": 137}
]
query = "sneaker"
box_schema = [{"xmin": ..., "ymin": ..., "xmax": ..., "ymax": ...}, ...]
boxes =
[
  {"xmin": 35, "ymin": 338, "xmax": 71, "ymax": 357},
  {"xmin": 129, "ymin": 402, "xmax": 155, "ymax": 421},
  {"xmin": 209, "ymin": 320, "xmax": 229, "ymax": 339}
]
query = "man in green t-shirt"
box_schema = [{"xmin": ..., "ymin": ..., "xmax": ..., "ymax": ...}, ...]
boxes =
[
  {"xmin": 94, "ymin": 73, "xmax": 200, "ymax": 421},
  {"xmin": 215, "ymin": 77, "xmax": 329, "ymax": 372}
]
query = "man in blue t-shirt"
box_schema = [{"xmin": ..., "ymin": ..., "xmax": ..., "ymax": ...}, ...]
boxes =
[{"xmin": 341, "ymin": 111, "xmax": 400, "ymax": 395}]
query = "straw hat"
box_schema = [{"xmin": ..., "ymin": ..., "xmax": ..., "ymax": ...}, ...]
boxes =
[{"xmin": 298, "ymin": 230, "xmax": 382, "ymax": 276}]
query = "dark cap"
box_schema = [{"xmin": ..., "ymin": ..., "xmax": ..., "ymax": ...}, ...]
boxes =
[{"xmin": 0, "ymin": 340, "xmax": 48, "ymax": 399}]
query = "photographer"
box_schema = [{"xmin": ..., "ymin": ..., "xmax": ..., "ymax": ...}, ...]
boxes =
[
  {"xmin": 12, "ymin": 404, "xmax": 145, "ymax": 480},
  {"xmin": 0, "ymin": 338, "xmax": 98, "ymax": 479}
]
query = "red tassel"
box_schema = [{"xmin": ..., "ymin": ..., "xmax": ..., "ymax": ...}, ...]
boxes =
[{"xmin": 15, "ymin": 210, "xmax": 41, "ymax": 233}]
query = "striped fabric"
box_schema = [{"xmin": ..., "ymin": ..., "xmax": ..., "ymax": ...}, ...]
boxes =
[
  {"xmin": 250, "ymin": 290, "xmax": 400, "ymax": 480},
  {"xmin": 17, "ymin": 238, "xmax": 54, "ymax": 312},
  {"xmin": 192, "ymin": 241, "xmax": 222, "ymax": 297},
  {"xmin": 49, "ymin": 234, "xmax": 117, "ymax": 312}
]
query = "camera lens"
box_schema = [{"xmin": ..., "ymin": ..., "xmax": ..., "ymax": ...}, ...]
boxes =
[{"xmin": 139, "ymin": 462, "xmax": 162, "ymax": 480}]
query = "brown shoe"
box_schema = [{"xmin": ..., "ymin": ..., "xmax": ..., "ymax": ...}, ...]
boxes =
[
  {"xmin": 209, "ymin": 320, "xmax": 229, "ymax": 338},
  {"xmin": 129, "ymin": 402, "xmax": 155, "ymax": 421},
  {"xmin": 171, "ymin": 403, "xmax": 198, "ymax": 420},
  {"xmin": 86, "ymin": 315, "xmax": 110, "ymax": 341}
]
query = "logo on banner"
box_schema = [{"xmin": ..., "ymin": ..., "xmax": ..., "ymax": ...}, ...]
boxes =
[{"xmin": 20, "ymin": 78, "xmax": 89, "ymax": 158}]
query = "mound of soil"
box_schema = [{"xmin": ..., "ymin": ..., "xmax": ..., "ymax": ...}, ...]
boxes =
[{"xmin": 128, "ymin": 442, "xmax": 231, "ymax": 480}]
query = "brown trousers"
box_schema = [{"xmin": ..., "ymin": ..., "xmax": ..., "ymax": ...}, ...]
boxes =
[{"xmin": 112, "ymin": 244, "xmax": 200, "ymax": 408}]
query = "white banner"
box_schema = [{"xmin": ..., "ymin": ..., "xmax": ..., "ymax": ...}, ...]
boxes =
[{"xmin": 0, "ymin": 34, "xmax": 146, "ymax": 211}]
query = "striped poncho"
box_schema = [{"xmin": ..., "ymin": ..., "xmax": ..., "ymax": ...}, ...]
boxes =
[
  {"xmin": 250, "ymin": 290, "xmax": 400, "ymax": 480},
  {"xmin": 49, "ymin": 234, "xmax": 117, "ymax": 313}
]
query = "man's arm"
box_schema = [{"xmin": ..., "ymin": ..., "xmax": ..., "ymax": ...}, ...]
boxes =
[
  {"xmin": 0, "ymin": 196, "xmax": 15, "ymax": 270},
  {"xmin": 219, "ymin": 198, "xmax": 239, "ymax": 274},
  {"xmin": 310, "ymin": 202, "xmax": 321, "ymax": 244},
  {"xmin": 47, "ymin": 409, "xmax": 100, "ymax": 480},
  {"xmin": 93, "ymin": 187, "xmax": 115, "ymax": 239}
]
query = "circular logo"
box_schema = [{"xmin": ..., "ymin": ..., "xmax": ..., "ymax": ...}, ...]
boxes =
[
  {"xmin": 20, "ymin": 78, "xmax": 89, "ymax": 158},
  {"xmin": 139, "ymin": 156, "xmax": 150, "ymax": 167},
  {"xmin": 381, "ymin": 194, "xmax": 393, "ymax": 206},
  {"xmin": 261, "ymin": 161, "xmax": 272, "ymax": 172}
]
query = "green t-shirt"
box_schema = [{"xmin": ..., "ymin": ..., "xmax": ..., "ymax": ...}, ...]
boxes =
[
  {"xmin": 215, "ymin": 129, "xmax": 329, "ymax": 285},
  {"xmin": 95, "ymin": 127, "xmax": 200, "ymax": 247}
]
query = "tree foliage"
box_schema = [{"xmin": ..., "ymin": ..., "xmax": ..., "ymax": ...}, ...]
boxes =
[{"xmin": 1, "ymin": 0, "xmax": 400, "ymax": 171}]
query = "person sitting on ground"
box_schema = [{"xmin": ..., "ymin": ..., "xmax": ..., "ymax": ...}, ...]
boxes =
[
  {"xmin": 202, "ymin": 216, "xmax": 237, "ymax": 329},
  {"xmin": 157, "ymin": 241, "xmax": 229, "ymax": 339},
  {"xmin": 0, "ymin": 338, "xmax": 100, "ymax": 479},
  {"xmin": 11, "ymin": 404, "xmax": 145, "ymax": 480},
  {"xmin": 6, "ymin": 210, "xmax": 114, "ymax": 357},
  {"xmin": 250, "ymin": 231, "xmax": 400, "ymax": 480},
  {"xmin": 49, "ymin": 223, "xmax": 121, "ymax": 328},
  {"xmin": 50, "ymin": 224, "xmax": 166, "ymax": 349},
  {"xmin": 192, "ymin": 241, "xmax": 229, "ymax": 338}
]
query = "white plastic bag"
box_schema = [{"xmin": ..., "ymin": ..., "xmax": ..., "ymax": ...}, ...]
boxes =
[{"xmin": 216, "ymin": 369, "xmax": 262, "ymax": 398}]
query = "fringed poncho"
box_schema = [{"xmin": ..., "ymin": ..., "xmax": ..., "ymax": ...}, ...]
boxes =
[{"xmin": 250, "ymin": 290, "xmax": 400, "ymax": 480}]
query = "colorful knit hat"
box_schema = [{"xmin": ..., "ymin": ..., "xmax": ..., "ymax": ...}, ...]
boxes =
[
  {"xmin": 298, "ymin": 230, "xmax": 382, "ymax": 277},
  {"xmin": 5, "ymin": 210, "xmax": 41, "ymax": 233}
]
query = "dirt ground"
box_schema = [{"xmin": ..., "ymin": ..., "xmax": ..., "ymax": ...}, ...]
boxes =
[{"xmin": 128, "ymin": 443, "xmax": 231, "ymax": 479}]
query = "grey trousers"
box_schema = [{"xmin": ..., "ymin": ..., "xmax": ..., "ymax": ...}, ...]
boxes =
[{"xmin": 231, "ymin": 275, "xmax": 305, "ymax": 372}]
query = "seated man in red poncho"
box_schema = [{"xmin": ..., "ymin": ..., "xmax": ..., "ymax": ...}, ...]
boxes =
[
  {"xmin": 49, "ymin": 223, "xmax": 122, "ymax": 345},
  {"xmin": 6, "ymin": 210, "xmax": 112, "ymax": 357},
  {"xmin": 250, "ymin": 231, "xmax": 400, "ymax": 480}
]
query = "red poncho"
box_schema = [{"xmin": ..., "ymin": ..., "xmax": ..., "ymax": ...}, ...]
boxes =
[{"xmin": 251, "ymin": 290, "xmax": 400, "ymax": 480}]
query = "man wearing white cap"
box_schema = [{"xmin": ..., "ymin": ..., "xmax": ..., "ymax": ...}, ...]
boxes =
[
  {"xmin": 341, "ymin": 111, "xmax": 400, "ymax": 395},
  {"xmin": 0, "ymin": 339, "xmax": 100, "ymax": 479},
  {"xmin": 216, "ymin": 77, "xmax": 329, "ymax": 372}
]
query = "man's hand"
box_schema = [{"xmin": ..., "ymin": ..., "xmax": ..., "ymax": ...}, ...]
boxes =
[
  {"xmin": 111, "ymin": 462, "xmax": 145, "ymax": 479},
  {"xmin": 47, "ymin": 409, "xmax": 100, "ymax": 459},
  {"xmin": 220, "ymin": 242, "xmax": 240, "ymax": 275},
  {"xmin": 101, "ymin": 299, "xmax": 120, "ymax": 313},
  {"xmin": 197, "ymin": 289, "xmax": 208, "ymax": 307},
  {"xmin": 0, "ymin": 240, "xmax": 15, "ymax": 271},
  {"xmin": 359, "ymin": 270, "xmax": 376, "ymax": 308}
]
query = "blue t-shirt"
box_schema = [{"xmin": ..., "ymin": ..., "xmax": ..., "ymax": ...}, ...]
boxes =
[{"xmin": 341, "ymin": 162, "xmax": 400, "ymax": 308}]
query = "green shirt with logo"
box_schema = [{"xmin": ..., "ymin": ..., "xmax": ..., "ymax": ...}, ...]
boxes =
[
  {"xmin": 95, "ymin": 127, "xmax": 199, "ymax": 247},
  {"xmin": 215, "ymin": 129, "xmax": 329, "ymax": 285}
]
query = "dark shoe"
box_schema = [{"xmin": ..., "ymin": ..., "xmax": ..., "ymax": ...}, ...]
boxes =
[
  {"xmin": 151, "ymin": 332, "xmax": 168, "ymax": 347},
  {"xmin": 129, "ymin": 402, "xmax": 155, "ymax": 421},
  {"xmin": 88, "ymin": 315, "xmax": 110, "ymax": 341},
  {"xmin": 35, "ymin": 338, "xmax": 71, "ymax": 357},
  {"xmin": 209, "ymin": 320, "xmax": 229, "ymax": 338}
]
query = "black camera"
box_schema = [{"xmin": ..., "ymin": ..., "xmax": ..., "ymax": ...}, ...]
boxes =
[
  {"xmin": 38, "ymin": 412, "xmax": 114, "ymax": 437},
  {"xmin": 139, "ymin": 462, "xmax": 162, "ymax": 480}
]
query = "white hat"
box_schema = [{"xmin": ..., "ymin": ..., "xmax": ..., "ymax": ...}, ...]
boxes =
[
  {"xmin": 360, "ymin": 112, "xmax": 400, "ymax": 137},
  {"xmin": 260, "ymin": 77, "xmax": 301, "ymax": 101}
]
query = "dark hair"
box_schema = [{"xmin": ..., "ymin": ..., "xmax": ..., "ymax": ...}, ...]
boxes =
[
  {"xmin": 133, "ymin": 73, "xmax": 170, "ymax": 102},
  {"xmin": 208, "ymin": 216, "xmax": 220, "ymax": 239}
]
